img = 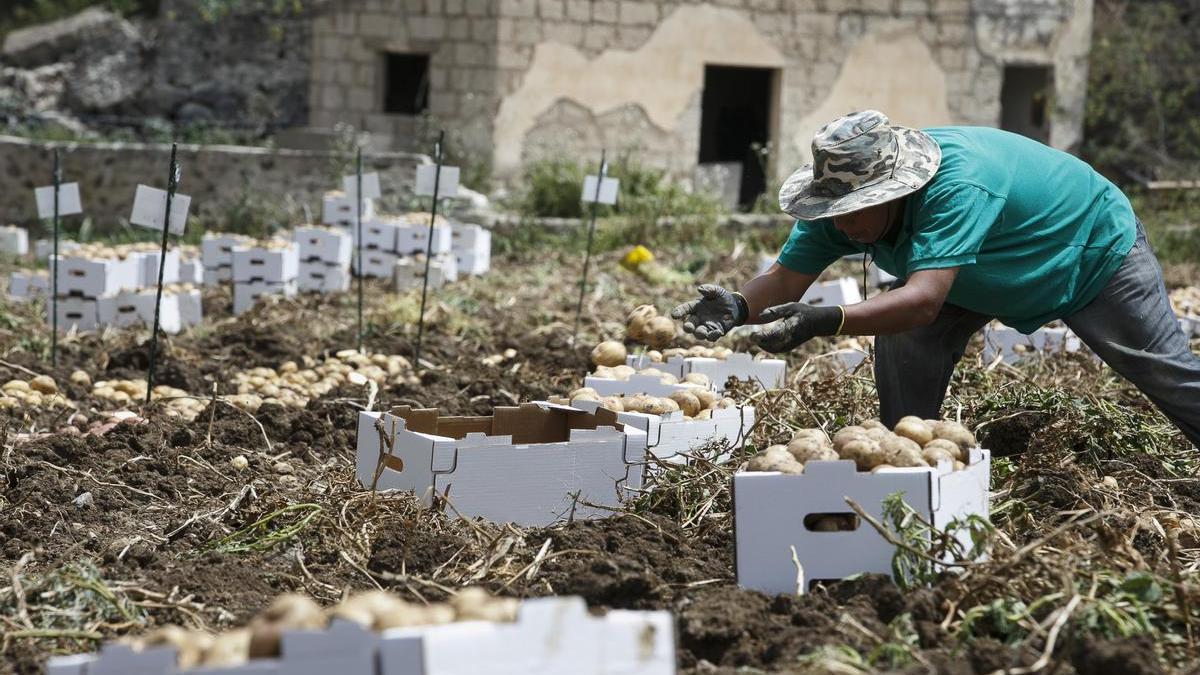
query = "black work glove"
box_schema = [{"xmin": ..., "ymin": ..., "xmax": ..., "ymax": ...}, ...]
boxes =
[
  {"xmin": 670, "ymin": 284, "xmax": 748, "ymax": 341},
  {"xmin": 752, "ymin": 302, "xmax": 844, "ymax": 353}
]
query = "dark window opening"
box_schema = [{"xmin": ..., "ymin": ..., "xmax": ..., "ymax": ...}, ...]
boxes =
[
  {"xmin": 698, "ymin": 65, "xmax": 777, "ymax": 207},
  {"xmin": 1000, "ymin": 65, "xmax": 1052, "ymax": 144},
  {"xmin": 383, "ymin": 52, "xmax": 430, "ymax": 115}
]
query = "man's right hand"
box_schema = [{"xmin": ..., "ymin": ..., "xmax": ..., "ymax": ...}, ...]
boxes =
[{"xmin": 670, "ymin": 284, "xmax": 748, "ymax": 341}]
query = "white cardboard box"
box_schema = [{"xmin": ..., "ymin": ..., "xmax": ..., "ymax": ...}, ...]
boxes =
[
  {"xmin": 47, "ymin": 597, "xmax": 676, "ymax": 675},
  {"xmin": 322, "ymin": 191, "xmax": 375, "ymax": 227},
  {"xmin": 800, "ymin": 277, "xmax": 862, "ymax": 307},
  {"xmin": 203, "ymin": 265, "xmax": 232, "ymax": 287},
  {"xmin": 395, "ymin": 255, "xmax": 458, "ymax": 291},
  {"xmin": 137, "ymin": 248, "xmax": 180, "ymax": 287},
  {"xmin": 177, "ymin": 287, "xmax": 202, "ymax": 328},
  {"xmin": 569, "ymin": 399, "xmax": 754, "ymax": 465},
  {"xmin": 47, "ymin": 297, "xmax": 100, "ymax": 332},
  {"xmin": 842, "ymin": 253, "xmax": 898, "ymax": 287},
  {"xmin": 97, "ymin": 290, "xmax": 192, "ymax": 334},
  {"xmin": 179, "ymin": 256, "xmax": 204, "ymax": 285},
  {"xmin": 395, "ymin": 222, "xmax": 452, "ymax": 256},
  {"xmin": 734, "ymin": 448, "xmax": 991, "ymax": 595},
  {"xmin": 0, "ymin": 225, "xmax": 29, "ymax": 256},
  {"xmin": 52, "ymin": 254, "xmax": 139, "ymax": 297},
  {"xmin": 8, "ymin": 271, "xmax": 48, "ymax": 301},
  {"xmin": 352, "ymin": 249, "xmax": 398, "ymax": 279},
  {"xmin": 451, "ymin": 223, "xmax": 491, "ymax": 254},
  {"xmin": 201, "ymin": 233, "xmax": 254, "ymax": 268},
  {"xmin": 356, "ymin": 403, "xmax": 648, "ymax": 526},
  {"xmin": 454, "ymin": 249, "xmax": 491, "ymax": 276},
  {"xmin": 626, "ymin": 353, "xmax": 786, "ymax": 392},
  {"xmin": 981, "ymin": 324, "xmax": 1082, "ymax": 365},
  {"xmin": 352, "ymin": 218, "xmax": 401, "ymax": 252},
  {"xmin": 233, "ymin": 244, "xmax": 300, "ymax": 284},
  {"xmin": 298, "ymin": 261, "xmax": 352, "ymax": 293},
  {"xmin": 294, "ymin": 226, "xmax": 353, "ymax": 266},
  {"xmin": 233, "ymin": 280, "xmax": 298, "ymax": 314}
]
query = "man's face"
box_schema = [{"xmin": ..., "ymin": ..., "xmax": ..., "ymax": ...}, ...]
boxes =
[{"xmin": 831, "ymin": 202, "xmax": 892, "ymax": 243}]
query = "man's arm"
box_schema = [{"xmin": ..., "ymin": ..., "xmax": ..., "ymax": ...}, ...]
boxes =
[
  {"xmin": 841, "ymin": 267, "xmax": 959, "ymax": 335},
  {"xmin": 739, "ymin": 263, "xmax": 820, "ymax": 324}
]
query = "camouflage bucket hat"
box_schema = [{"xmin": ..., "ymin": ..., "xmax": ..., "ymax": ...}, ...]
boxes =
[{"xmin": 778, "ymin": 110, "xmax": 941, "ymax": 220}]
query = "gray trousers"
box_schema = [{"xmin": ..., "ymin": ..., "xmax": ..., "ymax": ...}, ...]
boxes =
[{"xmin": 875, "ymin": 222, "xmax": 1200, "ymax": 448}]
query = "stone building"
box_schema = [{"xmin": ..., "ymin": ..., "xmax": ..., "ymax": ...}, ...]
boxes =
[{"xmin": 308, "ymin": 0, "xmax": 1093, "ymax": 202}]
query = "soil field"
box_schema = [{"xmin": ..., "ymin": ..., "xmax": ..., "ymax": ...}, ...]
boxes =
[{"xmin": 1, "ymin": 231, "xmax": 1199, "ymax": 674}]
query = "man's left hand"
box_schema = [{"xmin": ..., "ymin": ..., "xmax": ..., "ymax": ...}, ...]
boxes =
[{"xmin": 752, "ymin": 302, "xmax": 844, "ymax": 353}]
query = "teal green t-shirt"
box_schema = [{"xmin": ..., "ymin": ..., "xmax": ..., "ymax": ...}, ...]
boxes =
[{"xmin": 777, "ymin": 126, "xmax": 1137, "ymax": 333}]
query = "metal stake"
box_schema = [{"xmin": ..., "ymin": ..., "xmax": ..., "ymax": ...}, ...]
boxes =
[
  {"xmin": 572, "ymin": 149, "xmax": 607, "ymax": 341},
  {"xmin": 356, "ymin": 148, "xmax": 364, "ymax": 353},
  {"xmin": 145, "ymin": 143, "xmax": 180, "ymax": 407},
  {"xmin": 413, "ymin": 129, "xmax": 446, "ymax": 369},
  {"xmin": 51, "ymin": 148, "xmax": 61, "ymax": 367}
]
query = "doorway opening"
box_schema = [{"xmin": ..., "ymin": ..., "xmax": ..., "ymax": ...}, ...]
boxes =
[
  {"xmin": 698, "ymin": 65, "xmax": 778, "ymax": 208},
  {"xmin": 1000, "ymin": 65, "xmax": 1052, "ymax": 144},
  {"xmin": 383, "ymin": 52, "xmax": 430, "ymax": 115}
]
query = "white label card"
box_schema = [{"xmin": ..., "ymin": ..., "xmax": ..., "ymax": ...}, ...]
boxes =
[
  {"xmin": 130, "ymin": 185, "xmax": 191, "ymax": 236},
  {"xmin": 35, "ymin": 183, "xmax": 83, "ymax": 218},
  {"xmin": 343, "ymin": 172, "xmax": 382, "ymax": 200},
  {"xmin": 415, "ymin": 165, "xmax": 460, "ymax": 198},
  {"xmin": 582, "ymin": 176, "xmax": 619, "ymax": 205}
]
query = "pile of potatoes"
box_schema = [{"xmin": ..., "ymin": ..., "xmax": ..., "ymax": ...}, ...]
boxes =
[
  {"xmin": 644, "ymin": 345, "xmax": 735, "ymax": 362},
  {"xmin": 119, "ymin": 588, "xmax": 517, "ymax": 669},
  {"xmin": 552, "ymin": 385, "xmax": 737, "ymax": 420},
  {"xmin": 91, "ymin": 380, "xmax": 200, "ymax": 419},
  {"xmin": 230, "ymin": 350, "xmax": 418, "ymax": 412},
  {"xmin": 1170, "ymin": 286, "xmax": 1200, "ymax": 317},
  {"xmin": 0, "ymin": 375, "xmax": 73, "ymax": 410},
  {"xmin": 626, "ymin": 305, "xmax": 678, "ymax": 349},
  {"xmin": 745, "ymin": 417, "xmax": 977, "ymax": 474},
  {"xmin": 590, "ymin": 363, "xmax": 714, "ymax": 388}
]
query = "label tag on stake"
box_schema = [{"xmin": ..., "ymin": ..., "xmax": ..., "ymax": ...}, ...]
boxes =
[
  {"xmin": 343, "ymin": 172, "xmax": 381, "ymax": 200},
  {"xmin": 582, "ymin": 175, "xmax": 619, "ymax": 205},
  {"xmin": 131, "ymin": 185, "xmax": 190, "ymax": 235},
  {"xmin": 415, "ymin": 165, "xmax": 460, "ymax": 198},
  {"xmin": 35, "ymin": 183, "xmax": 82, "ymax": 218}
]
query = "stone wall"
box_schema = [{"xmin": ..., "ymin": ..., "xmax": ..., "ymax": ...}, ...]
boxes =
[
  {"xmin": 0, "ymin": 135, "xmax": 425, "ymax": 230},
  {"xmin": 308, "ymin": 0, "xmax": 500, "ymax": 164}
]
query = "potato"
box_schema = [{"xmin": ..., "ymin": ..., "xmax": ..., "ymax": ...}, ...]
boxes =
[
  {"xmin": 201, "ymin": 629, "xmax": 251, "ymax": 667},
  {"xmin": 592, "ymin": 365, "xmax": 614, "ymax": 378},
  {"xmin": 2, "ymin": 379, "xmax": 29, "ymax": 393},
  {"xmin": 839, "ymin": 438, "xmax": 884, "ymax": 471},
  {"xmin": 687, "ymin": 345, "xmax": 711, "ymax": 357},
  {"xmin": 870, "ymin": 464, "xmax": 896, "ymax": 473},
  {"xmin": 330, "ymin": 591, "xmax": 400, "ymax": 628},
  {"xmin": 894, "ymin": 416, "xmax": 933, "ymax": 445},
  {"xmin": 645, "ymin": 316, "xmax": 678, "ymax": 348},
  {"xmin": 832, "ymin": 426, "xmax": 869, "ymax": 451},
  {"xmin": 569, "ymin": 392, "xmax": 601, "ymax": 407},
  {"xmin": 953, "ymin": 460, "xmax": 966, "ymax": 471},
  {"xmin": 669, "ymin": 391, "xmax": 702, "ymax": 416},
  {"xmin": 682, "ymin": 372, "xmax": 711, "ymax": 387},
  {"xmin": 598, "ymin": 396, "xmax": 625, "ymax": 412},
  {"xmin": 761, "ymin": 444, "xmax": 792, "ymax": 460},
  {"xmin": 932, "ymin": 421, "xmax": 976, "ymax": 451},
  {"xmin": 141, "ymin": 626, "xmax": 212, "ymax": 669},
  {"xmin": 647, "ymin": 350, "xmax": 663, "ymax": 362},
  {"xmin": 923, "ymin": 445, "xmax": 957, "ymax": 466},
  {"xmin": 452, "ymin": 587, "xmax": 519, "ymax": 622},
  {"xmin": 611, "ymin": 365, "xmax": 637, "ymax": 380},
  {"xmin": 590, "ymin": 341, "xmax": 628, "ymax": 367},
  {"xmin": 864, "ymin": 427, "xmax": 891, "ymax": 443},
  {"xmin": 663, "ymin": 348, "xmax": 688, "ymax": 359},
  {"xmin": 711, "ymin": 347, "xmax": 733, "ymax": 359},
  {"xmin": 880, "ymin": 434, "xmax": 923, "ymax": 460},
  {"xmin": 923, "ymin": 438, "xmax": 963, "ymax": 462},
  {"xmin": 695, "ymin": 409, "xmax": 713, "ymax": 420},
  {"xmin": 642, "ymin": 398, "xmax": 674, "ymax": 416},
  {"xmin": 375, "ymin": 601, "xmax": 439, "ymax": 629},
  {"xmin": 628, "ymin": 304, "xmax": 658, "ymax": 325},
  {"xmin": 248, "ymin": 594, "xmax": 325, "ymax": 658},
  {"xmin": 859, "ymin": 418, "xmax": 887, "ymax": 431},
  {"xmin": 746, "ymin": 453, "xmax": 803, "ymax": 474},
  {"xmin": 791, "ymin": 428, "xmax": 832, "ymax": 446},
  {"xmin": 787, "ymin": 437, "xmax": 839, "ymax": 463},
  {"xmin": 715, "ymin": 397, "xmax": 737, "ymax": 409},
  {"xmin": 693, "ymin": 389, "xmax": 719, "ymax": 410},
  {"xmin": 623, "ymin": 394, "xmax": 654, "ymax": 413},
  {"xmin": 69, "ymin": 370, "xmax": 91, "ymax": 387}
]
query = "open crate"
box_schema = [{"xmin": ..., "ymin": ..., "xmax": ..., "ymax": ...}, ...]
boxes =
[
  {"xmin": 356, "ymin": 402, "xmax": 648, "ymax": 526},
  {"xmin": 47, "ymin": 596, "xmax": 676, "ymax": 675},
  {"xmin": 627, "ymin": 352, "xmax": 786, "ymax": 392},
  {"xmin": 567, "ymin": 398, "xmax": 754, "ymax": 465},
  {"xmin": 734, "ymin": 448, "xmax": 990, "ymax": 595}
]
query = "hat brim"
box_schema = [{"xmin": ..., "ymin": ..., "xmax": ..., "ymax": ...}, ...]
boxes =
[{"xmin": 778, "ymin": 127, "xmax": 942, "ymax": 221}]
